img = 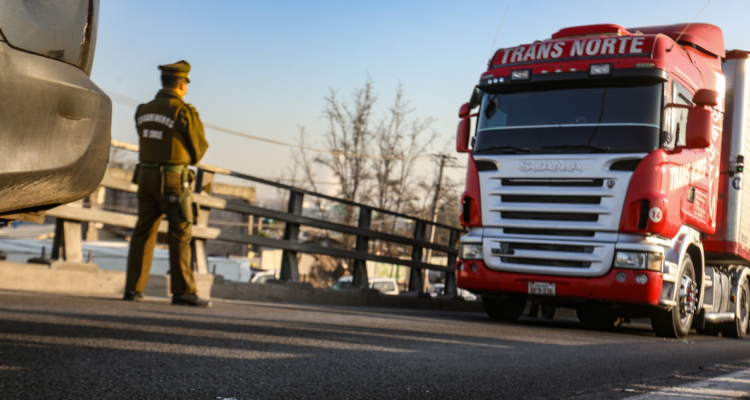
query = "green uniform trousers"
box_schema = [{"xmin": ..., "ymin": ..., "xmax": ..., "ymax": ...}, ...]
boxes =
[{"xmin": 125, "ymin": 167, "xmax": 197, "ymax": 295}]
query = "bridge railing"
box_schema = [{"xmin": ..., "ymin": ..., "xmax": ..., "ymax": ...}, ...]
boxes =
[{"xmin": 45, "ymin": 140, "xmax": 462, "ymax": 296}]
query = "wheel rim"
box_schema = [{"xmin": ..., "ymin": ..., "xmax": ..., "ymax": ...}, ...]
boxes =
[{"xmin": 679, "ymin": 274, "xmax": 698, "ymax": 326}]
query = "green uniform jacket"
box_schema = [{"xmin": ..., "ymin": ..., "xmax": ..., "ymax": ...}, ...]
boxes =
[{"xmin": 135, "ymin": 89, "xmax": 209, "ymax": 165}]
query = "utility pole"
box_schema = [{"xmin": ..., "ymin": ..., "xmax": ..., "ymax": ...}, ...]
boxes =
[{"xmin": 424, "ymin": 153, "xmax": 457, "ymax": 271}]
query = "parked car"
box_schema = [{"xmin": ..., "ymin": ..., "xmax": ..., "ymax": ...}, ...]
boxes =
[
  {"xmin": 250, "ymin": 269, "xmax": 279, "ymax": 284},
  {"xmin": 428, "ymin": 283, "xmax": 478, "ymax": 301},
  {"xmin": 208, "ymin": 257, "xmax": 252, "ymax": 282},
  {"xmin": 332, "ymin": 277, "xmax": 400, "ymax": 295}
]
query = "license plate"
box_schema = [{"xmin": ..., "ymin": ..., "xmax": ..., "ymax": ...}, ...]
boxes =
[{"xmin": 528, "ymin": 282, "xmax": 556, "ymax": 296}]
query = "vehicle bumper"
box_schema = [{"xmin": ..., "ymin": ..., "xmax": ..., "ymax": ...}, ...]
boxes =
[
  {"xmin": 457, "ymin": 259, "xmax": 663, "ymax": 306},
  {"xmin": 0, "ymin": 41, "xmax": 111, "ymax": 215}
]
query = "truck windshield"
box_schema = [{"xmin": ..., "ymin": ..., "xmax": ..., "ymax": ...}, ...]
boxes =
[{"xmin": 474, "ymin": 83, "xmax": 662, "ymax": 154}]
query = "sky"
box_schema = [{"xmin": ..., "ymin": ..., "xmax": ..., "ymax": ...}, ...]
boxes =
[{"xmin": 91, "ymin": 0, "xmax": 750, "ymax": 199}]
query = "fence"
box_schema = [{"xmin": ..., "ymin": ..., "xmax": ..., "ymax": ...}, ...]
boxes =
[{"xmin": 45, "ymin": 140, "xmax": 462, "ymax": 295}]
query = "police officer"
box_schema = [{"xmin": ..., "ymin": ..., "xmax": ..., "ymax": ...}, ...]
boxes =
[{"xmin": 123, "ymin": 60, "xmax": 211, "ymax": 307}]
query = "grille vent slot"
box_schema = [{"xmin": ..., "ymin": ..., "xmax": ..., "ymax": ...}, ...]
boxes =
[
  {"xmin": 502, "ymin": 178, "xmax": 603, "ymax": 187},
  {"xmin": 475, "ymin": 160, "xmax": 498, "ymax": 171},
  {"xmin": 503, "ymin": 228, "xmax": 596, "ymax": 237},
  {"xmin": 501, "ymin": 211, "xmax": 598, "ymax": 222},
  {"xmin": 500, "ymin": 257, "xmax": 591, "ymax": 268},
  {"xmin": 504, "ymin": 242, "xmax": 594, "ymax": 253},
  {"xmin": 638, "ymin": 199, "xmax": 650, "ymax": 229},
  {"xmin": 610, "ymin": 158, "xmax": 642, "ymax": 171},
  {"xmin": 501, "ymin": 195, "xmax": 601, "ymax": 204}
]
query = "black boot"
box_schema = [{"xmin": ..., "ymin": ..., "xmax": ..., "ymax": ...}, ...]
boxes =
[
  {"xmin": 123, "ymin": 291, "xmax": 144, "ymax": 302},
  {"xmin": 171, "ymin": 293, "xmax": 212, "ymax": 308}
]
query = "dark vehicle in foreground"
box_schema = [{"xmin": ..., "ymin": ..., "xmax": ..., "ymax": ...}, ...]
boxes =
[{"xmin": 0, "ymin": 0, "xmax": 111, "ymax": 217}]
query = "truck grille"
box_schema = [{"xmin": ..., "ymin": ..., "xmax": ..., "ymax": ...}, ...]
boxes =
[
  {"xmin": 485, "ymin": 237, "xmax": 612, "ymax": 276},
  {"xmin": 487, "ymin": 177, "xmax": 613, "ymax": 233},
  {"xmin": 477, "ymin": 155, "xmax": 640, "ymax": 277}
]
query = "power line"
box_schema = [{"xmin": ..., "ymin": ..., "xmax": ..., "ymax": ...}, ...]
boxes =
[{"xmin": 104, "ymin": 89, "xmax": 432, "ymax": 161}]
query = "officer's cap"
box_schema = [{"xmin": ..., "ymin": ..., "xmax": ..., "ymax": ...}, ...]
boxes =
[{"xmin": 159, "ymin": 60, "xmax": 191, "ymax": 83}]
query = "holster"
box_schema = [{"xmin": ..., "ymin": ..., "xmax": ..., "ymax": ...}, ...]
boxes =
[
  {"xmin": 131, "ymin": 163, "xmax": 141, "ymax": 184},
  {"xmin": 158, "ymin": 164, "xmax": 197, "ymax": 223}
]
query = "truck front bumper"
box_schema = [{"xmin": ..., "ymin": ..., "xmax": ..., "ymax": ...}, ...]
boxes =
[{"xmin": 457, "ymin": 260, "xmax": 663, "ymax": 306}]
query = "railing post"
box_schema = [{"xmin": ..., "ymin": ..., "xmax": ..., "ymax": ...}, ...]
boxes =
[
  {"xmin": 352, "ymin": 207, "xmax": 371, "ymax": 288},
  {"xmin": 85, "ymin": 186, "xmax": 106, "ymax": 241},
  {"xmin": 280, "ymin": 190, "xmax": 304, "ymax": 282},
  {"xmin": 408, "ymin": 221, "xmax": 425, "ymax": 293},
  {"xmin": 191, "ymin": 168, "xmax": 214, "ymax": 274},
  {"xmin": 444, "ymin": 229, "xmax": 459, "ymax": 297},
  {"xmin": 51, "ymin": 200, "xmax": 84, "ymax": 262}
]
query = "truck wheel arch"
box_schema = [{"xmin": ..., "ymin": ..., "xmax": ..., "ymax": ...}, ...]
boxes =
[
  {"xmin": 685, "ymin": 244, "xmax": 705, "ymax": 311},
  {"xmin": 662, "ymin": 228, "xmax": 705, "ymax": 309}
]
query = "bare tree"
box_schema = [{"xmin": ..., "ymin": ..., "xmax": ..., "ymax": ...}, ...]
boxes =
[
  {"xmin": 315, "ymin": 78, "xmax": 377, "ymax": 215},
  {"xmin": 373, "ymin": 83, "xmax": 437, "ymax": 214},
  {"xmin": 290, "ymin": 79, "xmax": 446, "ymax": 263},
  {"xmin": 289, "ymin": 126, "xmax": 328, "ymax": 219}
]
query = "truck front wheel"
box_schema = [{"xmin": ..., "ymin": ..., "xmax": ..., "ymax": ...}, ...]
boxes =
[
  {"xmin": 483, "ymin": 294, "xmax": 527, "ymax": 321},
  {"xmin": 651, "ymin": 255, "xmax": 697, "ymax": 338}
]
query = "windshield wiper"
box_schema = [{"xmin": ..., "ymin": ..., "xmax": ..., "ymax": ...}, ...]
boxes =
[
  {"xmin": 476, "ymin": 145, "xmax": 534, "ymax": 154},
  {"xmin": 541, "ymin": 144, "xmax": 610, "ymax": 153}
]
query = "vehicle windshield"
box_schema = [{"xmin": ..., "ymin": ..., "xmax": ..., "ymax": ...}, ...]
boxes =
[{"xmin": 474, "ymin": 83, "xmax": 662, "ymax": 154}]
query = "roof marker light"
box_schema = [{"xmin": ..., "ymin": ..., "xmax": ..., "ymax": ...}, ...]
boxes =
[
  {"xmin": 589, "ymin": 63, "xmax": 612, "ymax": 76},
  {"xmin": 511, "ymin": 69, "xmax": 531, "ymax": 81}
]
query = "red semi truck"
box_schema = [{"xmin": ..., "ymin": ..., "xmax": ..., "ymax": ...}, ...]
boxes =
[{"xmin": 455, "ymin": 23, "xmax": 750, "ymax": 338}]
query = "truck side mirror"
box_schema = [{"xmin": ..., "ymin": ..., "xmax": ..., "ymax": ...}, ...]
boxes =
[
  {"xmin": 458, "ymin": 102, "xmax": 470, "ymax": 118},
  {"xmin": 456, "ymin": 115, "xmax": 471, "ymax": 153},
  {"xmin": 694, "ymin": 89, "xmax": 719, "ymax": 107},
  {"xmin": 685, "ymin": 106, "xmax": 712, "ymax": 149}
]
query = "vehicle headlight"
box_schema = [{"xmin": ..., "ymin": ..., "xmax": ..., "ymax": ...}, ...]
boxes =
[
  {"xmin": 459, "ymin": 244, "xmax": 483, "ymax": 260},
  {"xmin": 614, "ymin": 251, "xmax": 663, "ymax": 272}
]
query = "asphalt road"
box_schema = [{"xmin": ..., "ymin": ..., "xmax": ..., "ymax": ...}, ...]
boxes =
[{"xmin": 1, "ymin": 291, "xmax": 749, "ymax": 400}]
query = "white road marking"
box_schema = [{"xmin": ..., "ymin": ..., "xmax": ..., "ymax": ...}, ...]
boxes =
[{"xmin": 626, "ymin": 368, "xmax": 750, "ymax": 399}]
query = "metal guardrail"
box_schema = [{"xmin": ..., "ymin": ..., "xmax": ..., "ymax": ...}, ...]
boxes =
[{"xmin": 45, "ymin": 140, "xmax": 461, "ymax": 295}]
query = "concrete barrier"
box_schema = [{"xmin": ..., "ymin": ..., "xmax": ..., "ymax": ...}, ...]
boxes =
[
  {"xmin": 0, "ymin": 261, "xmax": 483, "ymax": 312},
  {"xmin": 0, "ymin": 261, "xmax": 214, "ymax": 299},
  {"xmin": 0, "ymin": 261, "xmax": 125, "ymax": 296}
]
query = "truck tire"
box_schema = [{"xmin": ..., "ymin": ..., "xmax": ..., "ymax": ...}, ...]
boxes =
[
  {"xmin": 651, "ymin": 255, "xmax": 697, "ymax": 338},
  {"xmin": 720, "ymin": 278, "xmax": 749, "ymax": 339},
  {"xmin": 483, "ymin": 294, "xmax": 526, "ymax": 322},
  {"xmin": 576, "ymin": 303, "xmax": 623, "ymax": 330}
]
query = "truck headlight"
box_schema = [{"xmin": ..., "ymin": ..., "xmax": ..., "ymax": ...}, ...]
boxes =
[
  {"xmin": 614, "ymin": 251, "xmax": 663, "ymax": 272},
  {"xmin": 459, "ymin": 244, "xmax": 483, "ymax": 260}
]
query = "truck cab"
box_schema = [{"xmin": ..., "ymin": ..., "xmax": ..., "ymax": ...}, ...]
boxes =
[{"xmin": 456, "ymin": 23, "xmax": 750, "ymax": 338}]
